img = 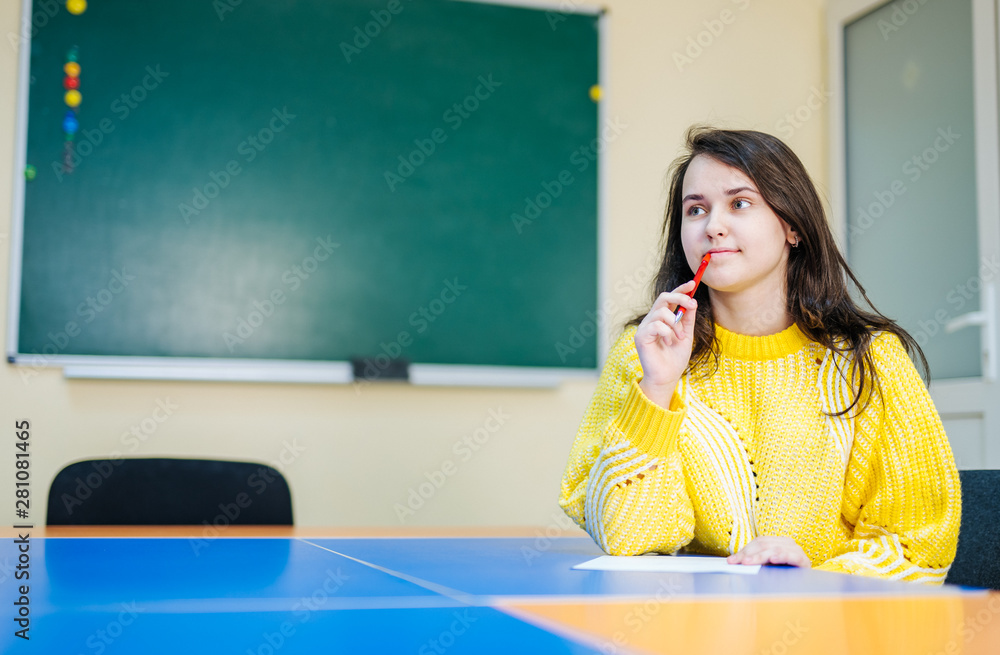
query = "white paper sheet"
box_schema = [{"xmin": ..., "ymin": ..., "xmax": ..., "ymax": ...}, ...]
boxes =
[{"xmin": 572, "ymin": 555, "xmax": 761, "ymax": 575}]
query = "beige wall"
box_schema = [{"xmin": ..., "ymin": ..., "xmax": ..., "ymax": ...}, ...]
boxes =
[{"xmin": 0, "ymin": 0, "xmax": 828, "ymax": 527}]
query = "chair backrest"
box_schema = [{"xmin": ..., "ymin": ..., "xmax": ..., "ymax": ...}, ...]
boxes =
[
  {"xmin": 946, "ymin": 469, "xmax": 1000, "ymax": 589},
  {"xmin": 47, "ymin": 458, "xmax": 293, "ymax": 525}
]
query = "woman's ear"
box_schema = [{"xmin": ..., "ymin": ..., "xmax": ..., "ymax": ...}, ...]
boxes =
[
  {"xmin": 780, "ymin": 219, "xmax": 799, "ymax": 248},
  {"xmin": 786, "ymin": 228, "xmax": 800, "ymax": 248}
]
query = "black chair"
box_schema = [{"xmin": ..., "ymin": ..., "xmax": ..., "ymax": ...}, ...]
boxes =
[
  {"xmin": 47, "ymin": 458, "xmax": 293, "ymax": 525},
  {"xmin": 945, "ymin": 469, "xmax": 1000, "ymax": 589}
]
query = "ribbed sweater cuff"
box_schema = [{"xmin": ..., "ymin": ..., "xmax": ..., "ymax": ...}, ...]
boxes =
[{"xmin": 616, "ymin": 380, "xmax": 685, "ymax": 458}]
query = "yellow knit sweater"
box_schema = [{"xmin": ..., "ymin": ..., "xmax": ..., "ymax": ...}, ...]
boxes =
[{"xmin": 560, "ymin": 322, "xmax": 961, "ymax": 584}]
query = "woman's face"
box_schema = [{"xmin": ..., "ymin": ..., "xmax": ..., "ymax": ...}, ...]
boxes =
[{"xmin": 679, "ymin": 155, "xmax": 797, "ymax": 296}]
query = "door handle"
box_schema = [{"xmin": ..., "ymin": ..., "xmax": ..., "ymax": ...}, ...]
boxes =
[
  {"xmin": 944, "ymin": 281, "xmax": 996, "ymax": 381},
  {"xmin": 945, "ymin": 311, "xmax": 986, "ymax": 332}
]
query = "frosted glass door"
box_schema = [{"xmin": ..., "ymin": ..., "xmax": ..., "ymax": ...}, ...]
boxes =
[{"xmin": 845, "ymin": 0, "xmax": 980, "ymax": 380}]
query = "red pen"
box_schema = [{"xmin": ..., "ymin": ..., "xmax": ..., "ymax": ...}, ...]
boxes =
[{"xmin": 674, "ymin": 253, "xmax": 711, "ymax": 324}]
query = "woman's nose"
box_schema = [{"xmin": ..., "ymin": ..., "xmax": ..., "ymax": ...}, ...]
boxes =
[{"xmin": 704, "ymin": 209, "xmax": 728, "ymax": 237}]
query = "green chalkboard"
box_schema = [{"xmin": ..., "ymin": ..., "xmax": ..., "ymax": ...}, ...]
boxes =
[{"xmin": 12, "ymin": 0, "xmax": 600, "ymax": 370}]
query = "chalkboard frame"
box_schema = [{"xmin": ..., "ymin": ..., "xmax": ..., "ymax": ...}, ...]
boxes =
[{"xmin": 6, "ymin": 0, "xmax": 608, "ymax": 387}]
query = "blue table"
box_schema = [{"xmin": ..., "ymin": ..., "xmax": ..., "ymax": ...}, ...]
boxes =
[{"xmin": 1, "ymin": 531, "xmax": 995, "ymax": 653}]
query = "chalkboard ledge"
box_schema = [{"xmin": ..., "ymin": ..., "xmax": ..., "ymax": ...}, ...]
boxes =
[{"xmin": 19, "ymin": 358, "xmax": 598, "ymax": 387}]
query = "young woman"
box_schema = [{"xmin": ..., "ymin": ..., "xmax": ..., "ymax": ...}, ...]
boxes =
[{"xmin": 559, "ymin": 127, "xmax": 960, "ymax": 583}]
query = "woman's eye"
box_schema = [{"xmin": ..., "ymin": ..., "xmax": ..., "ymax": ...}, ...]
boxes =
[
  {"xmin": 733, "ymin": 199, "xmax": 751, "ymax": 210},
  {"xmin": 687, "ymin": 206, "xmax": 705, "ymax": 216}
]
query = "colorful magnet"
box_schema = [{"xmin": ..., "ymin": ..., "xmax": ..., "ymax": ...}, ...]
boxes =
[
  {"xmin": 61, "ymin": 43, "xmax": 80, "ymax": 175},
  {"xmin": 63, "ymin": 113, "xmax": 79, "ymax": 134},
  {"xmin": 24, "ymin": 165, "xmax": 36, "ymax": 181},
  {"xmin": 589, "ymin": 85, "xmax": 602, "ymax": 102},
  {"xmin": 67, "ymin": 0, "xmax": 87, "ymax": 16}
]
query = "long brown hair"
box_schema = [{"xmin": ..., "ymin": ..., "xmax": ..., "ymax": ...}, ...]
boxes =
[{"xmin": 627, "ymin": 126, "xmax": 928, "ymax": 416}]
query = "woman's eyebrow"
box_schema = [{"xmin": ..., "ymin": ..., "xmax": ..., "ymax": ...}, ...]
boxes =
[{"xmin": 683, "ymin": 187, "xmax": 758, "ymax": 203}]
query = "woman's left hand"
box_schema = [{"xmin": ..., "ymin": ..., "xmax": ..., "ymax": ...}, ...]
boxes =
[{"xmin": 727, "ymin": 536, "xmax": 811, "ymax": 568}]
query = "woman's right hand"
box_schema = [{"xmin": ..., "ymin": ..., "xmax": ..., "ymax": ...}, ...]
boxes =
[{"xmin": 635, "ymin": 280, "xmax": 699, "ymax": 408}]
